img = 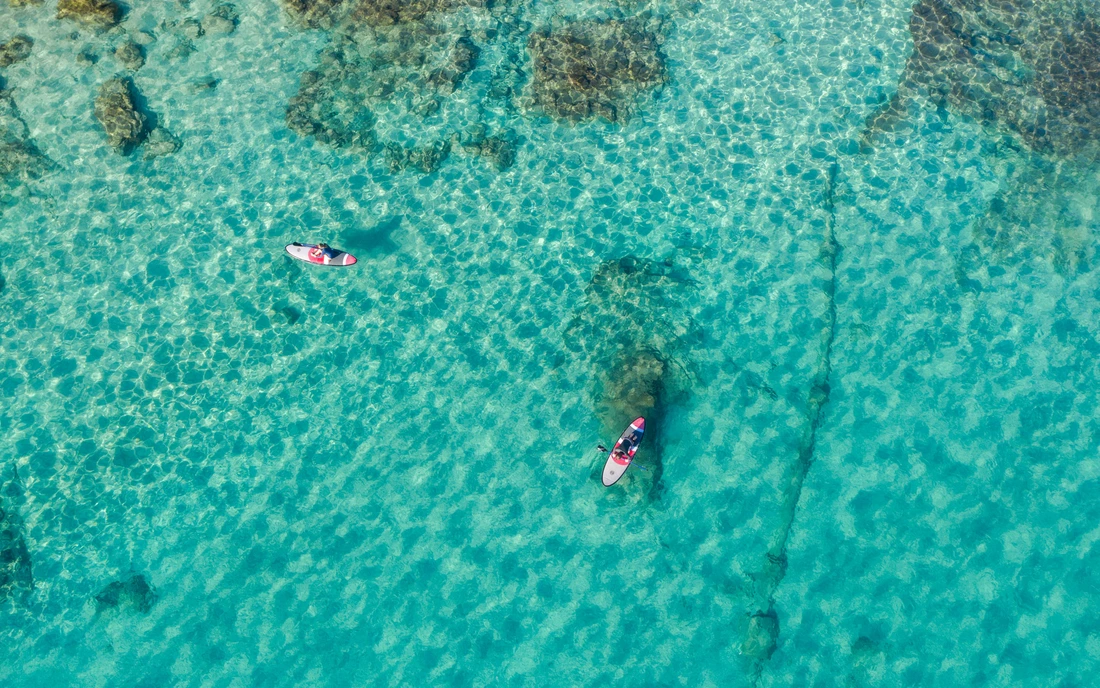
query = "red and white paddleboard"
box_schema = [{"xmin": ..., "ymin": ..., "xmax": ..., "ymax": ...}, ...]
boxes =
[
  {"xmin": 602, "ymin": 417, "xmax": 645, "ymax": 487},
  {"xmin": 285, "ymin": 243, "xmax": 358, "ymax": 266}
]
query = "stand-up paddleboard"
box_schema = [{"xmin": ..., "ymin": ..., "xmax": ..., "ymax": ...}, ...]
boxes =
[
  {"xmin": 285, "ymin": 242, "xmax": 358, "ymax": 266},
  {"xmin": 602, "ymin": 417, "xmax": 645, "ymax": 487}
]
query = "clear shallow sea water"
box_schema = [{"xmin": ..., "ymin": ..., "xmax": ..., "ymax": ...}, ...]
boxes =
[{"xmin": 2, "ymin": 0, "xmax": 1100, "ymax": 686}]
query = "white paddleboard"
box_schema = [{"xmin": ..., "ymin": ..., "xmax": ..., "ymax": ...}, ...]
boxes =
[
  {"xmin": 602, "ymin": 417, "xmax": 645, "ymax": 486},
  {"xmin": 285, "ymin": 243, "xmax": 357, "ymax": 266}
]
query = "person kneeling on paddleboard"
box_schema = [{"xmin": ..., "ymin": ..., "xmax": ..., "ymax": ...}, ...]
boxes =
[{"xmin": 309, "ymin": 243, "xmax": 337, "ymax": 260}]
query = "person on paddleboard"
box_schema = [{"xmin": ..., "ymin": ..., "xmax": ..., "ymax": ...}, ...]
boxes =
[{"xmin": 309, "ymin": 243, "xmax": 338, "ymax": 260}]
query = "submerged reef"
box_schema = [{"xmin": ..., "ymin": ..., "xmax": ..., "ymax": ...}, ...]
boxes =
[
  {"xmin": 566, "ymin": 255, "xmax": 698, "ymax": 501},
  {"xmin": 457, "ymin": 125, "xmax": 517, "ymax": 170},
  {"xmin": 57, "ymin": 0, "xmax": 124, "ymax": 29},
  {"xmin": 281, "ymin": 0, "xmax": 351, "ymax": 29},
  {"xmin": 202, "ymin": 3, "xmax": 240, "ymax": 35},
  {"xmin": 94, "ymin": 573, "xmax": 157, "ymax": 614},
  {"xmin": 114, "ymin": 40, "xmax": 145, "ymax": 71},
  {"xmin": 94, "ymin": 78, "xmax": 148, "ymax": 154},
  {"xmin": 0, "ymin": 35, "xmax": 33, "ymax": 68},
  {"xmin": 0, "ymin": 89, "xmax": 54, "ymax": 189},
  {"xmin": 284, "ymin": 4, "xmax": 484, "ymax": 169},
  {"xmin": 864, "ymin": 0, "xmax": 1100, "ymax": 157},
  {"xmin": 6, "ymin": 0, "xmax": 44, "ymax": 7},
  {"xmin": 0, "ymin": 467, "xmax": 33, "ymax": 604},
  {"xmin": 526, "ymin": 16, "xmax": 668, "ymax": 124},
  {"xmin": 281, "ymin": 0, "xmax": 482, "ymax": 29}
]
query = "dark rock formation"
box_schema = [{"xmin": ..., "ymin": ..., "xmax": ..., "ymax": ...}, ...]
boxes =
[
  {"xmin": 0, "ymin": 35, "xmax": 33, "ymax": 68},
  {"xmin": 566, "ymin": 255, "xmax": 698, "ymax": 500},
  {"xmin": 286, "ymin": 21, "xmax": 474, "ymax": 151},
  {"xmin": 459, "ymin": 126, "xmax": 517, "ymax": 170},
  {"xmin": 177, "ymin": 17, "xmax": 205, "ymax": 40},
  {"xmin": 57, "ymin": 0, "xmax": 123, "ymax": 29},
  {"xmin": 94, "ymin": 77, "xmax": 148, "ymax": 154},
  {"xmin": 0, "ymin": 467, "xmax": 33, "ymax": 604},
  {"xmin": 202, "ymin": 4, "xmax": 240, "ymax": 35},
  {"xmin": 346, "ymin": 0, "xmax": 485, "ymax": 27},
  {"xmin": 286, "ymin": 67, "xmax": 377, "ymax": 149},
  {"xmin": 0, "ymin": 89, "xmax": 54, "ymax": 186},
  {"xmin": 427, "ymin": 37, "xmax": 479, "ymax": 94},
  {"xmin": 7, "ymin": 0, "xmax": 44, "ymax": 7},
  {"xmin": 527, "ymin": 16, "xmax": 668, "ymax": 124},
  {"xmin": 384, "ymin": 140, "xmax": 451, "ymax": 173},
  {"xmin": 282, "ymin": 0, "xmax": 350, "ymax": 29},
  {"xmin": 94, "ymin": 573, "xmax": 157, "ymax": 614},
  {"xmin": 864, "ymin": 0, "xmax": 1100, "ymax": 157},
  {"xmin": 741, "ymin": 609, "xmax": 779, "ymax": 662},
  {"xmin": 114, "ymin": 40, "xmax": 145, "ymax": 71},
  {"xmin": 187, "ymin": 76, "xmax": 220, "ymax": 93}
]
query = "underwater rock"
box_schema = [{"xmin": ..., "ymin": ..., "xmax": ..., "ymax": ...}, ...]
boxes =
[
  {"xmin": 142, "ymin": 127, "xmax": 180, "ymax": 159},
  {"xmin": 282, "ymin": 0, "xmax": 349, "ymax": 29},
  {"xmin": 94, "ymin": 573, "xmax": 157, "ymax": 613},
  {"xmin": 0, "ymin": 90, "xmax": 54, "ymax": 186},
  {"xmin": 349, "ymin": 0, "xmax": 485, "ymax": 28},
  {"xmin": 187, "ymin": 76, "xmax": 220, "ymax": 93},
  {"xmin": 427, "ymin": 36, "xmax": 479, "ymax": 94},
  {"xmin": 0, "ymin": 35, "xmax": 33, "ymax": 68},
  {"xmin": 286, "ymin": 67, "xmax": 377, "ymax": 149},
  {"xmin": 57, "ymin": 0, "xmax": 123, "ymax": 29},
  {"xmin": 460, "ymin": 126, "xmax": 517, "ymax": 170},
  {"xmin": 94, "ymin": 77, "xmax": 148, "ymax": 154},
  {"xmin": 114, "ymin": 40, "xmax": 145, "ymax": 71},
  {"xmin": 566, "ymin": 255, "xmax": 698, "ymax": 499},
  {"xmin": 178, "ymin": 17, "xmax": 205, "ymax": 40},
  {"xmin": 6, "ymin": 0, "xmax": 44, "ymax": 7},
  {"xmin": 76, "ymin": 48, "xmax": 99, "ymax": 66},
  {"xmin": 384, "ymin": 140, "xmax": 450, "ymax": 173},
  {"xmin": 741, "ymin": 609, "xmax": 779, "ymax": 661},
  {"xmin": 166, "ymin": 37, "xmax": 197, "ymax": 60},
  {"xmin": 202, "ymin": 4, "xmax": 240, "ymax": 35},
  {"xmin": 0, "ymin": 468, "xmax": 33, "ymax": 604},
  {"xmin": 527, "ymin": 16, "xmax": 668, "ymax": 124},
  {"xmin": 286, "ymin": 20, "xmax": 476, "ymax": 153},
  {"xmin": 864, "ymin": 0, "xmax": 1100, "ymax": 157}
]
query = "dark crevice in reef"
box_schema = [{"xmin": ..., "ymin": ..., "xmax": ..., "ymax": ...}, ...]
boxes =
[
  {"xmin": 743, "ymin": 164, "xmax": 841, "ymax": 682},
  {"xmin": 0, "ymin": 465, "xmax": 34, "ymax": 605},
  {"xmin": 565, "ymin": 255, "xmax": 700, "ymax": 503}
]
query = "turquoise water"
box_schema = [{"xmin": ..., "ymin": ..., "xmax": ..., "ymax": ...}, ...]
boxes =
[{"xmin": 3, "ymin": 0, "xmax": 1100, "ymax": 685}]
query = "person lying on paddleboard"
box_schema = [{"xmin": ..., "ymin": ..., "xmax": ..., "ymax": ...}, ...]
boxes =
[{"xmin": 309, "ymin": 243, "xmax": 338, "ymax": 260}]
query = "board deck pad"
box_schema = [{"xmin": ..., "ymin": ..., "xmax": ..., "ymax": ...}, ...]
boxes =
[
  {"xmin": 602, "ymin": 417, "xmax": 645, "ymax": 486},
  {"xmin": 285, "ymin": 243, "xmax": 358, "ymax": 266}
]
